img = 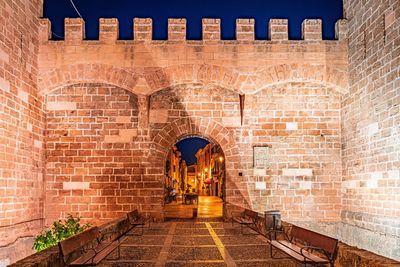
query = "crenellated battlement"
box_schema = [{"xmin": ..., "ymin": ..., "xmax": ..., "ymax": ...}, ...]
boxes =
[
  {"xmin": 65, "ymin": 18, "xmax": 85, "ymax": 43},
  {"xmin": 302, "ymin": 19, "xmax": 322, "ymax": 40},
  {"xmin": 236, "ymin": 19, "xmax": 255, "ymax": 41},
  {"xmin": 134, "ymin": 18, "xmax": 152, "ymax": 41},
  {"xmin": 39, "ymin": 17, "xmax": 348, "ymax": 43},
  {"xmin": 99, "ymin": 18, "xmax": 119, "ymax": 43},
  {"xmin": 168, "ymin": 18, "xmax": 186, "ymax": 41},
  {"xmin": 269, "ymin": 19, "xmax": 288, "ymax": 40}
]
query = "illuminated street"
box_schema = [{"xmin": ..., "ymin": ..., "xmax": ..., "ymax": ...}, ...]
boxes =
[{"xmin": 165, "ymin": 196, "xmax": 223, "ymax": 219}]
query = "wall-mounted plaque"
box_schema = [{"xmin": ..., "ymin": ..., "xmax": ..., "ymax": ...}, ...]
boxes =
[{"xmin": 253, "ymin": 145, "xmax": 269, "ymax": 168}]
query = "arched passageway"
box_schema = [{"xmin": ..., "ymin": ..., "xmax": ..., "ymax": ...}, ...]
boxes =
[{"xmin": 164, "ymin": 136, "xmax": 226, "ymax": 219}]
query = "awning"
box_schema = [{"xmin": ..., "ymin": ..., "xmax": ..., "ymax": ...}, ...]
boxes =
[{"xmin": 204, "ymin": 178, "xmax": 212, "ymax": 184}]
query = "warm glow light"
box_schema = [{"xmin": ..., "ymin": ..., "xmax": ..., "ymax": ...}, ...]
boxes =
[
  {"xmin": 204, "ymin": 168, "xmax": 208, "ymax": 172},
  {"xmin": 191, "ymin": 179, "xmax": 195, "ymax": 182},
  {"xmin": 219, "ymin": 156, "xmax": 224, "ymax": 162},
  {"xmin": 197, "ymin": 173, "xmax": 201, "ymax": 176}
]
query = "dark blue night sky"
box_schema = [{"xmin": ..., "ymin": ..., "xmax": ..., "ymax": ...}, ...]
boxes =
[
  {"xmin": 43, "ymin": 0, "xmax": 343, "ymax": 40},
  {"xmin": 176, "ymin": 138, "xmax": 209, "ymax": 165}
]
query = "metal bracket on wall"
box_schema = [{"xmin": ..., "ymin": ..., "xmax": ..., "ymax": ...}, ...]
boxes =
[
  {"xmin": 239, "ymin": 94, "xmax": 245, "ymax": 126},
  {"xmin": 147, "ymin": 95, "xmax": 151, "ymax": 122}
]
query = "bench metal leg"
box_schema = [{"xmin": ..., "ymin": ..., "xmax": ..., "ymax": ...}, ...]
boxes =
[
  {"xmin": 270, "ymin": 242, "xmax": 273, "ymax": 258},
  {"xmin": 269, "ymin": 245, "xmax": 291, "ymax": 260}
]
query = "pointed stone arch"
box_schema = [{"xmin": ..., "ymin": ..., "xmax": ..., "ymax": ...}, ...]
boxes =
[
  {"xmin": 143, "ymin": 64, "xmax": 245, "ymax": 94},
  {"xmin": 143, "ymin": 63, "xmax": 348, "ymax": 95},
  {"xmin": 150, "ymin": 117, "xmax": 251, "ymax": 209},
  {"xmin": 38, "ymin": 63, "xmax": 139, "ymax": 95},
  {"xmin": 38, "ymin": 63, "xmax": 348, "ymax": 96},
  {"xmin": 246, "ymin": 63, "xmax": 348, "ymax": 95}
]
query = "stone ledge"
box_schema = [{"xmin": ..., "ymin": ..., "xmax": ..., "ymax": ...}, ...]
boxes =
[{"xmin": 337, "ymin": 243, "xmax": 400, "ymax": 267}]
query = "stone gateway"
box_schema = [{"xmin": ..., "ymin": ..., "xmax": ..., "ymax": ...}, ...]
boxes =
[{"xmin": 0, "ymin": 0, "xmax": 398, "ymax": 265}]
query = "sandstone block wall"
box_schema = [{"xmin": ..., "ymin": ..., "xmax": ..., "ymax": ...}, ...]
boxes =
[
  {"xmin": 0, "ymin": 0, "xmax": 45, "ymax": 265},
  {"xmin": 36, "ymin": 16, "xmax": 348, "ymax": 236},
  {"xmin": 1, "ymin": 0, "xmax": 399, "ymax": 264},
  {"xmin": 245, "ymin": 83, "xmax": 341, "ymax": 221},
  {"xmin": 45, "ymin": 84, "xmax": 150, "ymax": 224},
  {"xmin": 342, "ymin": 0, "xmax": 400, "ymax": 260}
]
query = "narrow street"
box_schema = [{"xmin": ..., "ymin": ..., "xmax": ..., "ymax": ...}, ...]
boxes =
[{"xmin": 165, "ymin": 196, "xmax": 223, "ymax": 219}]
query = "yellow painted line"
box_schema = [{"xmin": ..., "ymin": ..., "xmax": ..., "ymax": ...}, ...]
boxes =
[{"xmin": 205, "ymin": 223, "xmax": 238, "ymax": 267}]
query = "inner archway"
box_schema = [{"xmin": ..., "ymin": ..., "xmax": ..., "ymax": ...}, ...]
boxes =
[{"xmin": 164, "ymin": 136, "xmax": 225, "ymax": 219}]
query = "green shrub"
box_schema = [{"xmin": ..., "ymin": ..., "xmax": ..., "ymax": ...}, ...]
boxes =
[{"xmin": 33, "ymin": 214, "xmax": 91, "ymax": 252}]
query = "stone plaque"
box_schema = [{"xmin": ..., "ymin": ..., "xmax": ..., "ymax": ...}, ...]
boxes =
[
  {"xmin": 253, "ymin": 146, "xmax": 269, "ymax": 168},
  {"xmin": 255, "ymin": 181, "xmax": 266, "ymax": 190},
  {"xmin": 254, "ymin": 168, "xmax": 267, "ymax": 176}
]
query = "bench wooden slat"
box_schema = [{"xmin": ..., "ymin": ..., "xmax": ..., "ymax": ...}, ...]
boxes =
[
  {"xmin": 69, "ymin": 240, "xmax": 119, "ymax": 265},
  {"xmin": 291, "ymin": 225, "xmax": 338, "ymax": 255},
  {"xmin": 267, "ymin": 223, "xmax": 338, "ymax": 266},
  {"xmin": 232, "ymin": 209, "xmax": 258, "ymax": 224},
  {"xmin": 69, "ymin": 250, "xmax": 96, "ymax": 265},
  {"xmin": 244, "ymin": 209, "xmax": 258, "ymax": 219},
  {"xmin": 233, "ymin": 217, "xmax": 254, "ymax": 224},
  {"xmin": 127, "ymin": 209, "xmax": 150, "ymax": 226},
  {"xmin": 131, "ymin": 217, "xmax": 150, "ymax": 225},
  {"xmin": 91, "ymin": 240, "xmax": 120, "ymax": 264},
  {"xmin": 271, "ymin": 240, "xmax": 329, "ymax": 263},
  {"xmin": 95, "ymin": 239, "xmax": 113, "ymax": 252},
  {"xmin": 231, "ymin": 208, "xmax": 259, "ymax": 235},
  {"xmin": 59, "ymin": 227, "xmax": 99, "ymax": 257},
  {"xmin": 59, "ymin": 224, "xmax": 123, "ymax": 266}
]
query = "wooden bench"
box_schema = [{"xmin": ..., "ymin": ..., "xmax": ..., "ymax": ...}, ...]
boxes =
[
  {"xmin": 231, "ymin": 208, "xmax": 259, "ymax": 234},
  {"xmin": 126, "ymin": 209, "xmax": 152, "ymax": 235},
  {"xmin": 58, "ymin": 226, "xmax": 121, "ymax": 266},
  {"xmin": 267, "ymin": 224, "xmax": 338, "ymax": 267}
]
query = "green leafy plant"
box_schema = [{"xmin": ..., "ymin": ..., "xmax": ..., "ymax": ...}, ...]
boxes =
[{"xmin": 33, "ymin": 214, "xmax": 91, "ymax": 252}]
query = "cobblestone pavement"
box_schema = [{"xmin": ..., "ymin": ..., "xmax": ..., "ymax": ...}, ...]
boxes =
[{"xmin": 98, "ymin": 218, "xmax": 297, "ymax": 267}]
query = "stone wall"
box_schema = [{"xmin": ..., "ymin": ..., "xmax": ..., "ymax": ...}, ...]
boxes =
[
  {"xmin": 1, "ymin": 0, "xmax": 399, "ymax": 264},
  {"xmin": 341, "ymin": 0, "xmax": 400, "ymax": 260},
  {"xmin": 244, "ymin": 83, "xmax": 341, "ymax": 222},
  {"xmin": 0, "ymin": 0, "xmax": 44, "ymax": 265},
  {"xmin": 34, "ymin": 14, "xmax": 349, "ymax": 252},
  {"xmin": 45, "ymin": 83, "xmax": 146, "ymax": 224},
  {"xmin": 43, "ymin": 80, "xmax": 342, "ymax": 226}
]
